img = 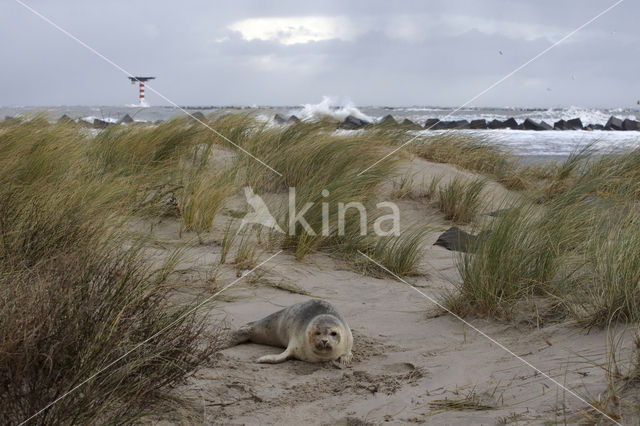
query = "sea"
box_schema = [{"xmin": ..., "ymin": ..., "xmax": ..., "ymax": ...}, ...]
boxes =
[{"xmin": 3, "ymin": 99, "xmax": 640, "ymax": 162}]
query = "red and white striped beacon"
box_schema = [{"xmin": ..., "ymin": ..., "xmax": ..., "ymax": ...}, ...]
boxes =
[{"xmin": 128, "ymin": 76, "xmax": 155, "ymax": 105}]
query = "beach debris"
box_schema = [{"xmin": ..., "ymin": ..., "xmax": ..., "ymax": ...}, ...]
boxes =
[
  {"xmin": 428, "ymin": 392, "xmax": 496, "ymax": 412},
  {"xmin": 434, "ymin": 226, "xmax": 489, "ymax": 253}
]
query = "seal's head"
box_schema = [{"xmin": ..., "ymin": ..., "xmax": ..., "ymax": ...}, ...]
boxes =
[{"xmin": 307, "ymin": 314, "xmax": 344, "ymax": 358}]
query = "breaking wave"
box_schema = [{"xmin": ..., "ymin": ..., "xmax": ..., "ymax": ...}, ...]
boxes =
[{"xmin": 293, "ymin": 96, "xmax": 373, "ymax": 122}]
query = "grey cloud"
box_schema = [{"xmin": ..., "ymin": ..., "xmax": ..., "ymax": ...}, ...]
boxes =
[{"xmin": 0, "ymin": 0, "xmax": 637, "ymax": 107}]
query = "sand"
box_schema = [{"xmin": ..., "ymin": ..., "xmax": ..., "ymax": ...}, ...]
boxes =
[{"xmin": 141, "ymin": 157, "xmax": 637, "ymax": 425}]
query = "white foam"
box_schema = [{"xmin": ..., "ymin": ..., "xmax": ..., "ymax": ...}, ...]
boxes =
[
  {"xmin": 293, "ymin": 96, "xmax": 373, "ymax": 122},
  {"xmin": 125, "ymin": 101, "xmax": 150, "ymax": 108},
  {"xmin": 333, "ymin": 128, "xmax": 365, "ymax": 136},
  {"xmin": 81, "ymin": 116, "xmax": 119, "ymax": 124},
  {"xmin": 412, "ymin": 129, "xmax": 640, "ymax": 156}
]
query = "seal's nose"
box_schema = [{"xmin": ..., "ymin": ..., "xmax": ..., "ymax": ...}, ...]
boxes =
[{"xmin": 321, "ymin": 338, "xmax": 328, "ymax": 345}]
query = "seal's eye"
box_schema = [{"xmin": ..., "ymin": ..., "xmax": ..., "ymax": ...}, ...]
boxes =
[
  {"xmin": 314, "ymin": 331, "xmax": 321, "ymax": 336},
  {"xmin": 330, "ymin": 331, "xmax": 337, "ymax": 336}
]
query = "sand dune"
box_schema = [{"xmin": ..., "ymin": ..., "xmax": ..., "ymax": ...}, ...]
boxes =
[{"xmin": 138, "ymin": 157, "xmax": 636, "ymax": 425}]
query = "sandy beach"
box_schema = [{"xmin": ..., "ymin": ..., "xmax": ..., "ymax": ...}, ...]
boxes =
[
  {"xmin": 133, "ymin": 151, "xmax": 637, "ymax": 425},
  {"xmin": 3, "ymin": 113, "xmax": 639, "ymax": 425}
]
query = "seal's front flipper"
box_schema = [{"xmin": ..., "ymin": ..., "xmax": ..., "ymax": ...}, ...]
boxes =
[
  {"xmin": 257, "ymin": 347, "xmax": 291, "ymax": 364},
  {"xmin": 331, "ymin": 352, "xmax": 353, "ymax": 369}
]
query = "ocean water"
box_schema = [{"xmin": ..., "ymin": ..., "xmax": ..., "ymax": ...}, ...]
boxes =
[{"xmin": 3, "ymin": 100, "xmax": 640, "ymax": 159}]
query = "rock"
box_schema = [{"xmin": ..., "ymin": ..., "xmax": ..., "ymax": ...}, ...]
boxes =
[
  {"xmin": 434, "ymin": 226, "xmax": 489, "ymax": 253},
  {"xmin": 553, "ymin": 119, "xmax": 569, "ymax": 130},
  {"xmin": 57, "ymin": 114, "xmax": 74, "ymax": 124},
  {"xmin": 520, "ymin": 118, "xmax": 552, "ymax": 131},
  {"xmin": 487, "ymin": 119, "xmax": 505, "ymax": 129},
  {"xmin": 434, "ymin": 119, "xmax": 468, "ymax": 129},
  {"xmin": 119, "ymin": 114, "xmax": 134, "ymax": 124},
  {"xmin": 339, "ymin": 115, "xmax": 370, "ymax": 130},
  {"xmin": 379, "ymin": 114, "xmax": 397, "ymax": 125},
  {"xmin": 154, "ymin": 120, "xmax": 164, "ymax": 125},
  {"xmin": 469, "ymin": 119, "xmax": 487, "ymax": 129},
  {"xmin": 273, "ymin": 113, "xmax": 287, "ymax": 124},
  {"xmin": 93, "ymin": 119, "xmax": 113, "ymax": 129},
  {"xmin": 604, "ymin": 116, "xmax": 623, "ymax": 131},
  {"xmin": 539, "ymin": 120, "xmax": 553, "ymax": 130},
  {"xmin": 287, "ymin": 115, "xmax": 300, "ymax": 124},
  {"xmin": 622, "ymin": 118, "xmax": 640, "ymax": 131},
  {"xmin": 424, "ymin": 118, "xmax": 441, "ymax": 129},
  {"xmin": 436, "ymin": 121, "xmax": 455, "ymax": 129},
  {"xmin": 400, "ymin": 118, "xmax": 422, "ymax": 130},
  {"xmin": 3, "ymin": 116, "xmax": 21, "ymax": 125},
  {"xmin": 566, "ymin": 118, "xmax": 583, "ymax": 130},
  {"xmin": 453, "ymin": 119, "xmax": 470, "ymax": 129},
  {"xmin": 585, "ymin": 124, "xmax": 604, "ymax": 131},
  {"xmin": 502, "ymin": 117, "xmax": 518, "ymax": 129},
  {"xmin": 521, "ymin": 118, "xmax": 543, "ymax": 131},
  {"xmin": 190, "ymin": 111, "xmax": 206, "ymax": 121}
]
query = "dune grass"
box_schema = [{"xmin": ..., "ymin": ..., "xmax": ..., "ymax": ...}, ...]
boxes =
[
  {"xmin": 208, "ymin": 118, "xmax": 399, "ymax": 259},
  {"xmin": 0, "ymin": 119, "xmax": 221, "ymax": 424},
  {"xmin": 194, "ymin": 115, "xmax": 435, "ymax": 275},
  {"xmin": 447, "ymin": 202, "xmax": 562, "ymax": 318},
  {"xmin": 413, "ymin": 133, "xmax": 513, "ymax": 178},
  {"xmin": 391, "ymin": 173, "xmax": 417, "ymax": 199},
  {"xmin": 563, "ymin": 209, "xmax": 640, "ymax": 326},
  {"xmin": 233, "ymin": 226, "xmax": 262, "ymax": 274},
  {"xmin": 180, "ymin": 168, "xmax": 237, "ymax": 235},
  {"xmin": 357, "ymin": 225, "xmax": 432, "ymax": 277},
  {"xmin": 437, "ymin": 177, "xmax": 487, "ymax": 223},
  {"xmin": 446, "ymin": 145, "xmax": 640, "ymax": 323}
]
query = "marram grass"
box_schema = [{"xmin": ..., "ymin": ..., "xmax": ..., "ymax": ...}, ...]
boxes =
[{"xmin": 0, "ymin": 119, "xmax": 220, "ymax": 424}]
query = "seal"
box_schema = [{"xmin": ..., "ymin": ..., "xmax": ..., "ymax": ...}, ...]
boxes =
[{"xmin": 229, "ymin": 299, "xmax": 353, "ymax": 365}]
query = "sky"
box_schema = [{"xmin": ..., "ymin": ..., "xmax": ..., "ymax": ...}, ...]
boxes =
[{"xmin": 0, "ymin": 0, "xmax": 638, "ymax": 108}]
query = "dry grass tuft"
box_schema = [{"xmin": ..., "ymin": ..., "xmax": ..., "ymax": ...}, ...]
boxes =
[
  {"xmin": 437, "ymin": 177, "xmax": 487, "ymax": 223},
  {"xmin": 0, "ymin": 119, "xmax": 223, "ymax": 424}
]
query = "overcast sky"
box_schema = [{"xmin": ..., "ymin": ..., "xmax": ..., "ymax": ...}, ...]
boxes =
[{"xmin": 1, "ymin": 0, "xmax": 637, "ymax": 108}]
